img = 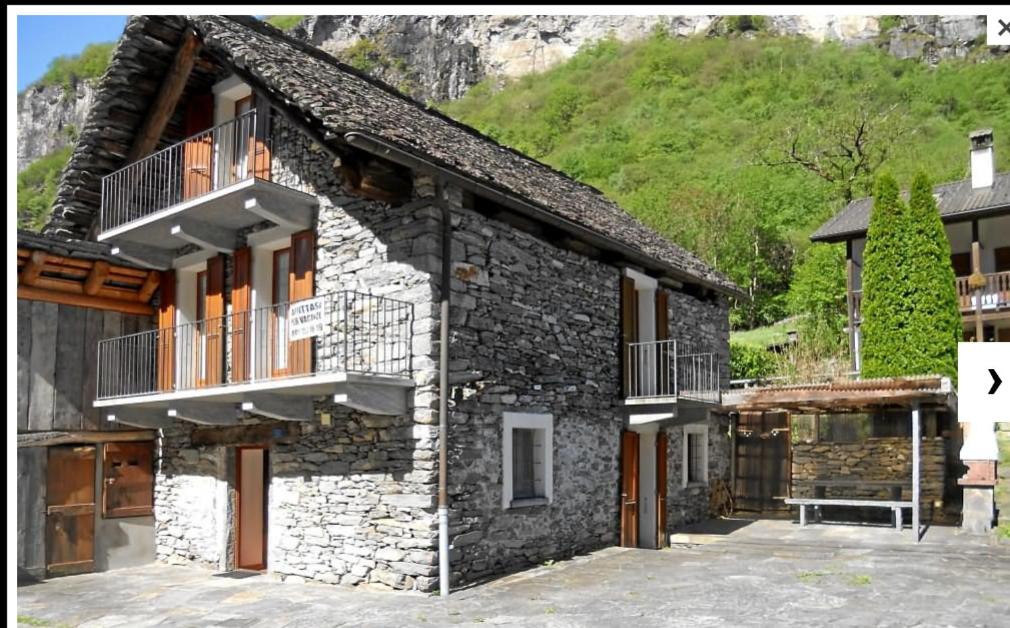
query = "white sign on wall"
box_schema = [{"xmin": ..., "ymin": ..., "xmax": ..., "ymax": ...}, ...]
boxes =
[{"xmin": 288, "ymin": 296, "xmax": 327, "ymax": 341}]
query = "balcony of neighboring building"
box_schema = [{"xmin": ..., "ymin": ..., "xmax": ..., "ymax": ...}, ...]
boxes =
[
  {"xmin": 94, "ymin": 291, "xmax": 414, "ymax": 423},
  {"xmin": 96, "ymin": 105, "xmax": 316, "ymax": 269}
]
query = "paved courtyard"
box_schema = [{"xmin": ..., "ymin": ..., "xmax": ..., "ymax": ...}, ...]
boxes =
[{"xmin": 17, "ymin": 519, "xmax": 1010, "ymax": 627}]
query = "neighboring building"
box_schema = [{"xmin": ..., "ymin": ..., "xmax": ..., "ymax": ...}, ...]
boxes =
[
  {"xmin": 18, "ymin": 16, "xmax": 738, "ymax": 591},
  {"xmin": 16, "ymin": 230, "xmax": 161, "ymax": 582},
  {"xmin": 811, "ymin": 129, "xmax": 1010, "ymax": 371}
]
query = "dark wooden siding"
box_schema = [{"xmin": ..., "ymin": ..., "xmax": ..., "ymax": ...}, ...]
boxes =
[{"xmin": 17, "ymin": 299, "xmax": 154, "ymax": 433}]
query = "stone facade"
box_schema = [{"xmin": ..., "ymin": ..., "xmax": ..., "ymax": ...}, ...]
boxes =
[{"xmin": 663, "ymin": 414, "xmax": 733, "ymax": 530}]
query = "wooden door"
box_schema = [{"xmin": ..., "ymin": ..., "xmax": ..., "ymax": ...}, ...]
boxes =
[
  {"xmin": 656, "ymin": 433, "xmax": 668, "ymax": 548},
  {"xmin": 620, "ymin": 431, "xmax": 640, "ymax": 548},
  {"xmin": 182, "ymin": 93, "xmax": 214, "ymax": 200},
  {"xmin": 47, "ymin": 445, "xmax": 96, "ymax": 575},
  {"xmin": 103, "ymin": 442, "xmax": 155, "ymax": 518},
  {"xmin": 195, "ymin": 256, "xmax": 225, "ymax": 387},
  {"xmin": 236, "ymin": 447, "xmax": 268, "ymax": 570},
  {"xmin": 733, "ymin": 412, "xmax": 791, "ymax": 513}
]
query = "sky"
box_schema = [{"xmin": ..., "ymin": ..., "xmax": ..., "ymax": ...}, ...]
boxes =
[{"xmin": 17, "ymin": 15, "xmax": 128, "ymax": 91}]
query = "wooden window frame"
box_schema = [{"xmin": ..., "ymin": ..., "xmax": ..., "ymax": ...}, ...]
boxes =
[
  {"xmin": 102, "ymin": 441, "xmax": 155, "ymax": 519},
  {"xmin": 682, "ymin": 423, "xmax": 709, "ymax": 488},
  {"xmin": 501, "ymin": 412, "xmax": 553, "ymax": 509}
]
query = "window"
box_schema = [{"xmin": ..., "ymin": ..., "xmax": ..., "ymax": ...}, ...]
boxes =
[
  {"xmin": 103, "ymin": 441, "xmax": 155, "ymax": 518},
  {"xmin": 682, "ymin": 424, "xmax": 708, "ymax": 487},
  {"xmin": 950, "ymin": 252, "xmax": 971, "ymax": 277},
  {"xmin": 502, "ymin": 412, "xmax": 553, "ymax": 509}
]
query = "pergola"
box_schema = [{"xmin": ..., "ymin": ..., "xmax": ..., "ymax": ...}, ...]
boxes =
[{"xmin": 723, "ymin": 375, "xmax": 956, "ymax": 539}]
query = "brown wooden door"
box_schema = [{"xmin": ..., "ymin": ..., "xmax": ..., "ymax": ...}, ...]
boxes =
[
  {"xmin": 103, "ymin": 442, "xmax": 154, "ymax": 518},
  {"xmin": 656, "ymin": 433, "xmax": 668, "ymax": 548},
  {"xmin": 236, "ymin": 447, "xmax": 268, "ymax": 570},
  {"xmin": 182, "ymin": 94, "xmax": 214, "ymax": 200},
  {"xmin": 47, "ymin": 445, "xmax": 96, "ymax": 575},
  {"xmin": 620, "ymin": 431, "xmax": 640, "ymax": 548},
  {"xmin": 733, "ymin": 412, "xmax": 791, "ymax": 513}
]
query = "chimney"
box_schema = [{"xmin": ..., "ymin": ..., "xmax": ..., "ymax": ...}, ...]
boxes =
[{"xmin": 969, "ymin": 129, "xmax": 994, "ymax": 189}]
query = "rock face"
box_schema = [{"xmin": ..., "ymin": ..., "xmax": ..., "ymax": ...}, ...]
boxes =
[
  {"xmin": 293, "ymin": 14, "xmax": 991, "ymax": 102},
  {"xmin": 17, "ymin": 81, "xmax": 96, "ymax": 172}
]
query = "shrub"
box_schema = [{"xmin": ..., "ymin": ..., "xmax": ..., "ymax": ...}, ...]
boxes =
[
  {"xmin": 17, "ymin": 146, "xmax": 72, "ymax": 231},
  {"xmin": 35, "ymin": 42, "xmax": 114, "ymax": 92},
  {"xmin": 730, "ymin": 341, "xmax": 777, "ymax": 380}
]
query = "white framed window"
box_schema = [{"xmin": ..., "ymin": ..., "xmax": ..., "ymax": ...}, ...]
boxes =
[
  {"xmin": 682, "ymin": 424, "xmax": 709, "ymax": 488},
  {"xmin": 502, "ymin": 412, "xmax": 553, "ymax": 509}
]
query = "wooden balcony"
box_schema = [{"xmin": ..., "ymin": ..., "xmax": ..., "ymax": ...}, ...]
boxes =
[
  {"xmin": 850, "ymin": 271, "xmax": 1010, "ymax": 324},
  {"xmin": 96, "ymin": 110, "xmax": 316, "ymax": 268}
]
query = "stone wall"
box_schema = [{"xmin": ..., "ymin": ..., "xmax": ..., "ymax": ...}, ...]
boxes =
[
  {"xmin": 792, "ymin": 437, "xmax": 946, "ymax": 513},
  {"xmin": 663, "ymin": 414, "xmax": 733, "ymax": 530},
  {"xmin": 441, "ymin": 196, "xmax": 625, "ymax": 584}
]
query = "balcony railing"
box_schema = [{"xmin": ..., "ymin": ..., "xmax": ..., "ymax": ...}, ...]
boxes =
[
  {"xmin": 851, "ymin": 271, "xmax": 1010, "ymax": 323},
  {"xmin": 96, "ymin": 291, "xmax": 413, "ymax": 401},
  {"xmin": 956, "ymin": 271, "xmax": 1010, "ymax": 312},
  {"xmin": 100, "ymin": 109, "xmax": 271, "ymax": 234},
  {"xmin": 625, "ymin": 339, "xmax": 720, "ymax": 403}
]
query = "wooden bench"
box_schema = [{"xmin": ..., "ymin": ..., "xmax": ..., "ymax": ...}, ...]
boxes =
[{"xmin": 784, "ymin": 498, "xmax": 913, "ymax": 530}]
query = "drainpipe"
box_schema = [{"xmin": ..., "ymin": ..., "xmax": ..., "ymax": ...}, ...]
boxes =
[{"xmin": 437, "ymin": 178, "xmax": 451, "ymax": 597}]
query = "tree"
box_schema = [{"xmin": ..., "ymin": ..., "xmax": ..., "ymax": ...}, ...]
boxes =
[
  {"xmin": 760, "ymin": 95, "xmax": 909, "ymax": 203},
  {"xmin": 860, "ymin": 172, "xmax": 961, "ymax": 380},
  {"xmin": 902, "ymin": 172, "xmax": 961, "ymax": 381},
  {"xmin": 860, "ymin": 173, "xmax": 910, "ymax": 377},
  {"xmin": 787, "ymin": 242, "xmax": 847, "ymax": 359}
]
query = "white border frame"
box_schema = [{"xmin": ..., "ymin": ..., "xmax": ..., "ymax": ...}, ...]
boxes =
[
  {"xmin": 682, "ymin": 423, "xmax": 709, "ymax": 488},
  {"xmin": 502, "ymin": 412, "xmax": 553, "ymax": 509}
]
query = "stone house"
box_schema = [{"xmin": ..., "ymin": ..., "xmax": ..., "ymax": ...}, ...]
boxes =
[{"xmin": 21, "ymin": 15, "xmax": 738, "ymax": 591}]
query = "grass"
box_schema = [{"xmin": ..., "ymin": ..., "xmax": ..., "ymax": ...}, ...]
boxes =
[
  {"xmin": 264, "ymin": 15, "xmax": 303, "ymax": 32},
  {"xmin": 731, "ymin": 317, "xmax": 800, "ymax": 349},
  {"xmin": 848, "ymin": 574, "xmax": 872, "ymax": 586},
  {"xmin": 17, "ymin": 617, "xmax": 51, "ymax": 627},
  {"xmin": 796, "ymin": 570, "xmax": 831, "ymax": 583},
  {"xmin": 17, "ymin": 145, "xmax": 73, "ymax": 231}
]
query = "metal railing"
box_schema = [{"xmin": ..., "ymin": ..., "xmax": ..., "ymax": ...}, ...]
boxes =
[
  {"xmin": 100, "ymin": 109, "xmax": 271, "ymax": 233},
  {"xmin": 625, "ymin": 339, "xmax": 720, "ymax": 403},
  {"xmin": 96, "ymin": 291, "xmax": 413, "ymax": 401}
]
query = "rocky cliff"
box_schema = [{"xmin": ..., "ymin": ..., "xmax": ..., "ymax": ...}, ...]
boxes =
[{"xmin": 16, "ymin": 14, "xmax": 992, "ymax": 171}]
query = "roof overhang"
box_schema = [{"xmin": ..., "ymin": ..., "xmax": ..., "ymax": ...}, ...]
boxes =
[
  {"xmin": 811, "ymin": 203, "xmax": 1010, "ymax": 243},
  {"xmin": 722, "ymin": 376, "xmax": 955, "ymax": 413}
]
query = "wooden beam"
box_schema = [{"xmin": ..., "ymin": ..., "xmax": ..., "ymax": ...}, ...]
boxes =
[
  {"xmin": 169, "ymin": 220, "xmax": 236, "ymax": 254},
  {"xmin": 17, "ymin": 429, "xmax": 157, "ymax": 448},
  {"xmin": 19, "ymin": 250, "xmax": 47, "ymax": 286},
  {"xmin": 82, "ymin": 261, "xmax": 110, "ymax": 296},
  {"xmin": 137, "ymin": 271, "xmax": 161, "ymax": 303},
  {"xmin": 241, "ymin": 396, "xmax": 313, "ymax": 422},
  {"xmin": 28, "ymin": 275, "xmax": 143, "ymax": 303},
  {"xmin": 17, "ymin": 285, "xmax": 154, "ymax": 316},
  {"xmin": 125, "ymin": 29, "xmax": 202, "ymax": 163}
]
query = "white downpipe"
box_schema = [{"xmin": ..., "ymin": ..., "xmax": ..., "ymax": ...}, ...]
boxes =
[{"xmin": 438, "ymin": 506, "xmax": 449, "ymax": 597}]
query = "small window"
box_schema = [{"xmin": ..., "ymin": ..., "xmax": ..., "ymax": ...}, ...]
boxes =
[
  {"xmin": 502, "ymin": 413, "xmax": 553, "ymax": 509},
  {"xmin": 682, "ymin": 424, "xmax": 708, "ymax": 487},
  {"xmin": 103, "ymin": 441, "xmax": 155, "ymax": 518}
]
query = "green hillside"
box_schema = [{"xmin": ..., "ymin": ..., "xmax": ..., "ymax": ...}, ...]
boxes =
[{"xmin": 441, "ymin": 30, "xmax": 1010, "ymax": 331}]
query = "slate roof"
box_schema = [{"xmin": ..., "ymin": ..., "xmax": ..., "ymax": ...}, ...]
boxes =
[
  {"xmin": 811, "ymin": 171, "xmax": 1010, "ymax": 242},
  {"xmin": 45, "ymin": 15, "xmax": 739, "ymax": 296},
  {"xmin": 17, "ymin": 228, "xmax": 140, "ymax": 267}
]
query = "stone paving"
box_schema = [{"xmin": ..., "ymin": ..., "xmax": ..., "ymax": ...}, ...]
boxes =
[{"xmin": 17, "ymin": 520, "xmax": 1010, "ymax": 627}]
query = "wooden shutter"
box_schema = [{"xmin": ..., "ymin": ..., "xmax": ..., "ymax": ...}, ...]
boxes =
[
  {"xmin": 204, "ymin": 255, "xmax": 225, "ymax": 386},
  {"xmin": 656, "ymin": 432, "xmax": 668, "ymax": 548},
  {"xmin": 103, "ymin": 442, "xmax": 154, "ymax": 518},
  {"xmin": 182, "ymin": 93, "xmax": 214, "ymax": 200},
  {"xmin": 231, "ymin": 248, "xmax": 252, "ymax": 383},
  {"xmin": 157, "ymin": 270, "xmax": 176, "ymax": 391},
  {"xmin": 620, "ymin": 430, "xmax": 640, "ymax": 548},
  {"xmin": 253, "ymin": 93, "xmax": 272, "ymax": 181},
  {"xmin": 655, "ymin": 290, "xmax": 670, "ymax": 396},
  {"xmin": 289, "ymin": 230, "xmax": 315, "ymax": 375},
  {"xmin": 620, "ymin": 276, "xmax": 638, "ymax": 397}
]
